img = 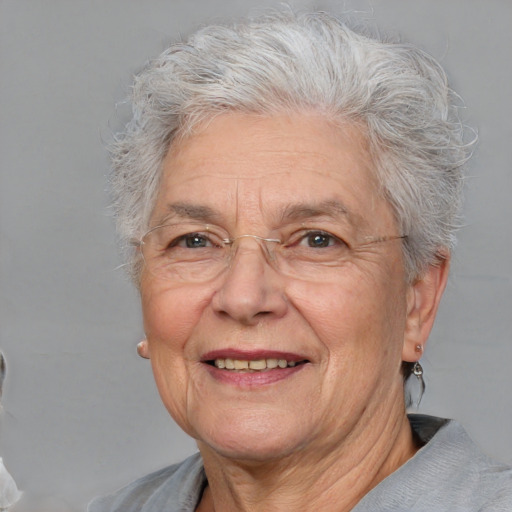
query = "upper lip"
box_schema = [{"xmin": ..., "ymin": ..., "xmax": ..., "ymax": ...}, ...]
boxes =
[{"xmin": 201, "ymin": 349, "xmax": 309, "ymax": 363}]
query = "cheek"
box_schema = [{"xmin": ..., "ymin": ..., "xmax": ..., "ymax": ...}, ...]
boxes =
[
  {"xmin": 141, "ymin": 281, "xmax": 213, "ymax": 347},
  {"xmin": 140, "ymin": 282, "xmax": 215, "ymax": 435},
  {"xmin": 289, "ymin": 267, "xmax": 407, "ymax": 357}
]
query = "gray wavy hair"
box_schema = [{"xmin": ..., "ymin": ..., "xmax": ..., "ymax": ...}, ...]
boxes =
[{"xmin": 110, "ymin": 10, "xmax": 473, "ymax": 283}]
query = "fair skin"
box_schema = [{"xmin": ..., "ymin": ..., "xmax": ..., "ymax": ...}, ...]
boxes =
[{"xmin": 139, "ymin": 112, "xmax": 449, "ymax": 511}]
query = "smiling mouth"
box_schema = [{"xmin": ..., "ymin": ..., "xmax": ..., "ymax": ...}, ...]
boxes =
[{"xmin": 207, "ymin": 358, "xmax": 309, "ymax": 372}]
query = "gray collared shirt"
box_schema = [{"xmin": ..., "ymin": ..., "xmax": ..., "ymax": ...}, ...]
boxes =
[{"xmin": 88, "ymin": 415, "xmax": 512, "ymax": 511}]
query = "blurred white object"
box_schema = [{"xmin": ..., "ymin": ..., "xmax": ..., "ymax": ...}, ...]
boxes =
[{"xmin": 0, "ymin": 458, "xmax": 21, "ymax": 511}]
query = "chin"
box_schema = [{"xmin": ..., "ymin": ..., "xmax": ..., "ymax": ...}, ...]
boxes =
[{"xmin": 194, "ymin": 411, "xmax": 309, "ymax": 462}]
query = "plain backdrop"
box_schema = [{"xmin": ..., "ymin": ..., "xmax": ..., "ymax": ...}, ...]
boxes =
[{"xmin": 0, "ymin": 0, "xmax": 511, "ymax": 510}]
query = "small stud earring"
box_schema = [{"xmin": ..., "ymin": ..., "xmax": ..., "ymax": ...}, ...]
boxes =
[{"xmin": 137, "ymin": 340, "xmax": 150, "ymax": 359}]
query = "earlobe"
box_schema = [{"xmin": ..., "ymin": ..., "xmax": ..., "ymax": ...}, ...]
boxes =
[
  {"xmin": 402, "ymin": 255, "xmax": 450, "ymax": 362},
  {"xmin": 137, "ymin": 339, "xmax": 150, "ymax": 359}
]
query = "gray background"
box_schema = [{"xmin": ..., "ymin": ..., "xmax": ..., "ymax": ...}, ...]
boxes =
[{"xmin": 0, "ymin": 0, "xmax": 510, "ymax": 510}]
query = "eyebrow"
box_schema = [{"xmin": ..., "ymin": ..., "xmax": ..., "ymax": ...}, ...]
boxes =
[
  {"xmin": 278, "ymin": 200, "xmax": 351, "ymax": 223},
  {"xmin": 157, "ymin": 199, "xmax": 354, "ymax": 227},
  {"xmin": 157, "ymin": 202, "xmax": 221, "ymax": 224}
]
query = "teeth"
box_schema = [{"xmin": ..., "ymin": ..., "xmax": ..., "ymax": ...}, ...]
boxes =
[
  {"xmin": 249, "ymin": 359, "xmax": 266, "ymax": 370},
  {"xmin": 213, "ymin": 358, "xmax": 302, "ymax": 371}
]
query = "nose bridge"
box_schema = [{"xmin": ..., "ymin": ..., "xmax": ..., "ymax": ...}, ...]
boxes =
[
  {"xmin": 213, "ymin": 233, "xmax": 287, "ymax": 324},
  {"xmin": 226, "ymin": 234, "xmax": 280, "ymax": 268}
]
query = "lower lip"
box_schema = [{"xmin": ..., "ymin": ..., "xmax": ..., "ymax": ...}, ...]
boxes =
[{"xmin": 203, "ymin": 363, "xmax": 308, "ymax": 387}]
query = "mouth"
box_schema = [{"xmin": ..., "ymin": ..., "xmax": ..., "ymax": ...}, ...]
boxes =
[
  {"xmin": 200, "ymin": 350, "xmax": 311, "ymax": 385},
  {"xmin": 206, "ymin": 357, "xmax": 309, "ymax": 372}
]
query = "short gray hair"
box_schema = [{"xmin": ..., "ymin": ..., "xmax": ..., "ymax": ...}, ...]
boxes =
[{"xmin": 110, "ymin": 10, "xmax": 474, "ymax": 283}]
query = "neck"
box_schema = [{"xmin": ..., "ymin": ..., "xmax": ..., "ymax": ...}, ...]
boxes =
[{"xmin": 197, "ymin": 406, "xmax": 417, "ymax": 512}]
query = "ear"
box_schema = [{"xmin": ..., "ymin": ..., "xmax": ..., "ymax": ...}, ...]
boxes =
[
  {"xmin": 137, "ymin": 339, "xmax": 151, "ymax": 359},
  {"xmin": 402, "ymin": 254, "xmax": 450, "ymax": 362}
]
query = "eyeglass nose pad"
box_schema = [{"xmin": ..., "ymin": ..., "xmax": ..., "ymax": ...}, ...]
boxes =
[{"xmin": 225, "ymin": 234, "xmax": 281, "ymax": 269}]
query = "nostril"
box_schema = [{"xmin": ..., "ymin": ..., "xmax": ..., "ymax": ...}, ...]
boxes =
[{"xmin": 211, "ymin": 252, "xmax": 288, "ymax": 324}]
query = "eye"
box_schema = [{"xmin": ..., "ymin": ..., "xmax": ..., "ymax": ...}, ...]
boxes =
[
  {"xmin": 172, "ymin": 232, "xmax": 214, "ymax": 249},
  {"xmin": 298, "ymin": 230, "xmax": 343, "ymax": 248}
]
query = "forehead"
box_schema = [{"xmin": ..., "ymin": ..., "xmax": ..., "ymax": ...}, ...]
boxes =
[
  {"xmin": 167, "ymin": 112, "xmax": 373, "ymax": 179},
  {"xmin": 154, "ymin": 113, "xmax": 393, "ymax": 230}
]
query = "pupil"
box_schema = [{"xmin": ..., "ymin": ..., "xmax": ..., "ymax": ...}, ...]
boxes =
[
  {"xmin": 186, "ymin": 234, "xmax": 206, "ymax": 248},
  {"xmin": 309, "ymin": 233, "xmax": 329, "ymax": 247}
]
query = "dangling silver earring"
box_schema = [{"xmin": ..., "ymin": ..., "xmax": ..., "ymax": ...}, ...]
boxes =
[{"xmin": 412, "ymin": 361, "xmax": 425, "ymax": 407}]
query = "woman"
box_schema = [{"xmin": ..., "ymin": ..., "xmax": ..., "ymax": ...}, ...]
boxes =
[{"xmin": 89, "ymin": 11, "xmax": 512, "ymax": 511}]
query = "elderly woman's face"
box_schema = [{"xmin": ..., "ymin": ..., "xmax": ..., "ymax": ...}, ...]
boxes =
[{"xmin": 140, "ymin": 113, "xmax": 417, "ymax": 461}]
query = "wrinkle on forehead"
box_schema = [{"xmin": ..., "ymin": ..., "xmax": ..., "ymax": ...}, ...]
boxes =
[
  {"xmin": 155, "ymin": 112, "xmax": 393, "ymax": 232},
  {"xmin": 157, "ymin": 196, "xmax": 365, "ymax": 233},
  {"xmin": 164, "ymin": 114, "xmax": 372, "ymax": 179}
]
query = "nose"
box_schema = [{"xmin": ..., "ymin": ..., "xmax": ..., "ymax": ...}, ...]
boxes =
[{"xmin": 211, "ymin": 237, "xmax": 288, "ymax": 325}]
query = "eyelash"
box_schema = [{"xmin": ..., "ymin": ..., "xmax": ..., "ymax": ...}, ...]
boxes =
[
  {"xmin": 171, "ymin": 233, "xmax": 218, "ymax": 249},
  {"xmin": 168, "ymin": 229, "xmax": 348, "ymax": 250},
  {"xmin": 290, "ymin": 230, "xmax": 346, "ymax": 249}
]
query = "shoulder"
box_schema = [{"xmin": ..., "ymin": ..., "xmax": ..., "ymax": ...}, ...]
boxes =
[
  {"xmin": 411, "ymin": 415, "xmax": 512, "ymax": 510},
  {"xmin": 356, "ymin": 415, "xmax": 512, "ymax": 512},
  {"xmin": 87, "ymin": 453, "xmax": 205, "ymax": 512}
]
